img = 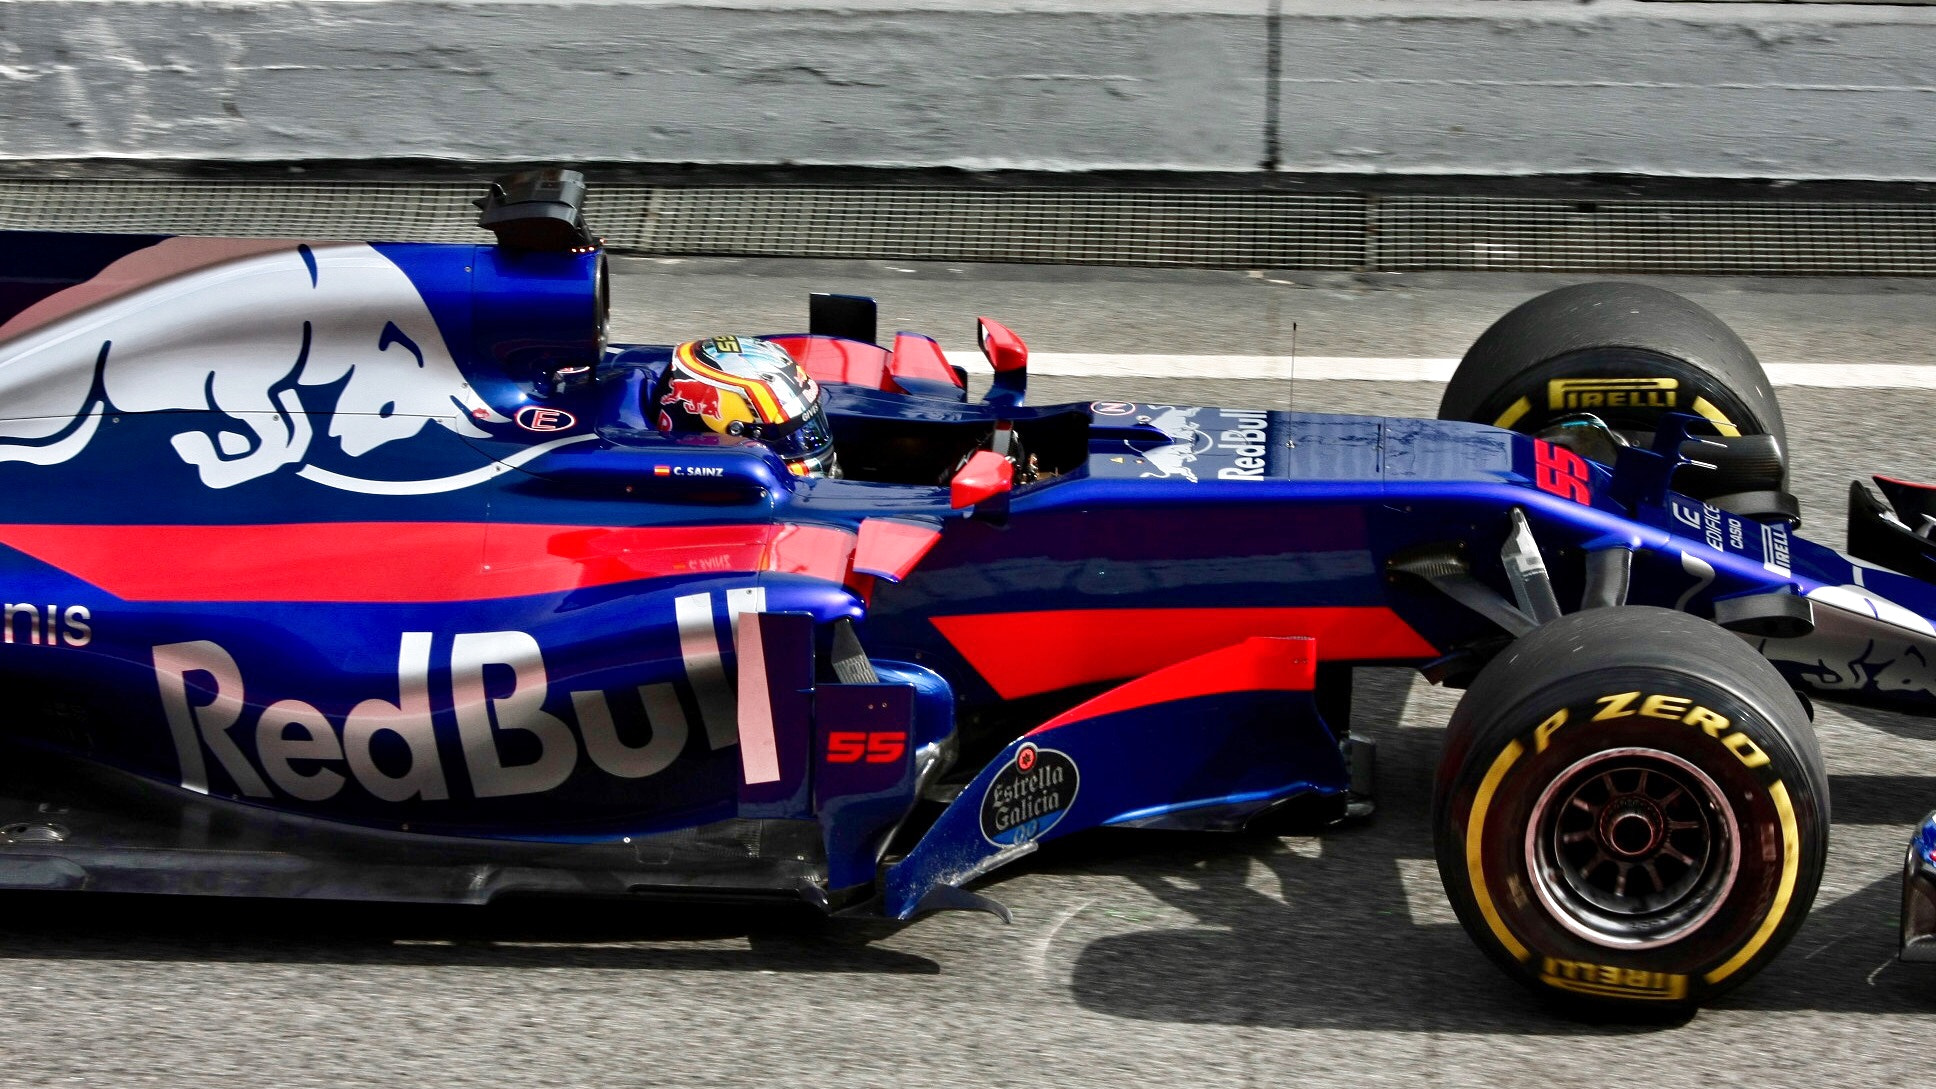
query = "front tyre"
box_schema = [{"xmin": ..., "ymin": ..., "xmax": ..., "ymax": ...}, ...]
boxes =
[
  {"xmin": 1438, "ymin": 281, "xmax": 1786, "ymax": 449},
  {"xmin": 1433, "ymin": 607, "xmax": 1828, "ymax": 1017}
]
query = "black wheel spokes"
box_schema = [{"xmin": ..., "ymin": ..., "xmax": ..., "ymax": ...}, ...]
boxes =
[
  {"xmin": 1530, "ymin": 750, "xmax": 1739, "ymax": 949},
  {"xmin": 1560, "ymin": 766, "xmax": 1706, "ymax": 905}
]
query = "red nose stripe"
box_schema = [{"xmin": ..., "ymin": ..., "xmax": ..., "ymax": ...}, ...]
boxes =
[
  {"xmin": 1028, "ymin": 636, "xmax": 1317, "ymax": 736},
  {"xmin": 930, "ymin": 606, "xmax": 1436, "ymax": 700},
  {"xmin": 0, "ymin": 522, "xmax": 857, "ymax": 603}
]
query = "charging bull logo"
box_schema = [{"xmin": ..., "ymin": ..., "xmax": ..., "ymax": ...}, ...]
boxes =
[
  {"xmin": 1138, "ymin": 405, "xmax": 1211, "ymax": 482},
  {"xmin": 0, "ymin": 240, "xmax": 515, "ymax": 491},
  {"xmin": 1758, "ymin": 583, "xmax": 1936, "ymax": 706},
  {"xmin": 662, "ymin": 378, "xmax": 728, "ymax": 420}
]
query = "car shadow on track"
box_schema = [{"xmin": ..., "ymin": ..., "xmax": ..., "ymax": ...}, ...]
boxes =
[
  {"xmin": 1053, "ymin": 667, "xmax": 1599, "ymax": 1035},
  {"xmin": 1734, "ymin": 874, "xmax": 1936, "ymax": 1015},
  {"xmin": 1055, "ymin": 829, "xmax": 1615, "ymax": 1035},
  {"xmin": 1053, "ymin": 669, "xmax": 1936, "ymax": 1033},
  {"xmin": 1055, "ymin": 829, "xmax": 1936, "ymax": 1034},
  {"xmin": 1831, "ymin": 773, "xmax": 1936, "ymax": 825},
  {"xmin": 1832, "ymin": 700, "xmax": 1936, "ymax": 746},
  {"xmin": 0, "ymin": 892, "xmax": 937, "ymax": 975}
]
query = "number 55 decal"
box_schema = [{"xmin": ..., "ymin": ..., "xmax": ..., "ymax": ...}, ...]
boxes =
[
  {"xmin": 826, "ymin": 731, "xmax": 907, "ymax": 764},
  {"xmin": 1534, "ymin": 439, "xmax": 1592, "ymax": 504}
]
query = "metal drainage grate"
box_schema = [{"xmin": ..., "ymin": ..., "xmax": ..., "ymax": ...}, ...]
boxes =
[
  {"xmin": 0, "ymin": 179, "xmax": 486, "ymax": 242},
  {"xmin": 1373, "ymin": 196, "xmax": 1936, "ymax": 275},
  {"xmin": 0, "ymin": 180, "xmax": 1369, "ymax": 269},
  {"xmin": 602, "ymin": 187, "xmax": 1369, "ymax": 269},
  {"xmin": 0, "ymin": 178, "xmax": 1930, "ymax": 275}
]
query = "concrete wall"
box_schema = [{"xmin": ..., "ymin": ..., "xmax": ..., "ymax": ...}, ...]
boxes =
[{"xmin": 1, "ymin": 0, "xmax": 1933, "ymax": 179}]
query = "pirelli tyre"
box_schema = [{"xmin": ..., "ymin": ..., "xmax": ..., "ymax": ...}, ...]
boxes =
[
  {"xmin": 1433, "ymin": 607, "xmax": 1828, "ymax": 1017},
  {"xmin": 1438, "ymin": 282, "xmax": 1787, "ymax": 459}
]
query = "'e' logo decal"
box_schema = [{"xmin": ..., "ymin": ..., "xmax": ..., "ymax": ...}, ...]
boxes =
[{"xmin": 516, "ymin": 406, "xmax": 578, "ymax": 432}]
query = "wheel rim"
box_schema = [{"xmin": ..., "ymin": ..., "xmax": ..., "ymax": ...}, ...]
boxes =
[{"xmin": 1524, "ymin": 747, "xmax": 1741, "ymax": 950}]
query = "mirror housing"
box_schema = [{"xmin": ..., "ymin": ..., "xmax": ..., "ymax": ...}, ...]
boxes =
[
  {"xmin": 950, "ymin": 450, "xmax": 1014, "ymax": 512},
  {"xmin": 978, "ymin": 317, "xmax": 1028, "ymax": 405}
]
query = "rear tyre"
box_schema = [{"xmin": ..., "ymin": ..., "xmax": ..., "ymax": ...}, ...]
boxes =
[
  {"xmin": 1438, "ymin": 282, "xmax": 1787, "ymax": 459},
  {"xmin": 1433, "ymin": 607, "xmax": 1828, "ymax": 1017}
]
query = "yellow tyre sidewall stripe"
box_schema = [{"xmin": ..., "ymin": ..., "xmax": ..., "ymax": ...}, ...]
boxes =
[
  {"xmin": 1492, "ymin": 397, "xmax": 1533, "ymax": 430},
  {"xmin": 1465, "ymin": 738, "xmax": 1532, "ymax": 962},
  {"xmin": 1690, "ymin": 396, "xmax": 1743, "ymax": 437},
  {"xmin": 1704, "ymin": 779, "xmax": 1801, "ymax": 984}
]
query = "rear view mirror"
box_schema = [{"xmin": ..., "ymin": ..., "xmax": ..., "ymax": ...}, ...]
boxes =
[
  {"xmin": 977, "ymin": 318, "xmax": 1027, "ymax": 373},
  {"xmin": 950, "ymin": 450, "xmax": 1014, "ymax": 511},
  {"xmin": 978, "ymin": 318, "xmax": 1028, "ymax": 405}
]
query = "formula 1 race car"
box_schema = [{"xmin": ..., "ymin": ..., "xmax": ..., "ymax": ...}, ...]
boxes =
[{"xmin": 1, "ymin": 170, "xmax": 1932, "ymax": 1017}]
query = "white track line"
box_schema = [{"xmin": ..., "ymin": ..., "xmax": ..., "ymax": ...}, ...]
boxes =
[
  {"xmin": 1755, "ymin": 364, "xmax": 1936, "ymax": 389},
  {"xmin": 945, "ymin": 353, "xmax": 1936, "ymax": 388}
]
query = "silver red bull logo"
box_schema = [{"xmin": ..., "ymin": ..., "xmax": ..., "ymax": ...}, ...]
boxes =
[
  {"xmin": 155, "ymin": 590, "xmax": 766, "ymax": 804},
  {"xmin": 0, "ymin": 241, "xmax": 517, "ymax": 492}
]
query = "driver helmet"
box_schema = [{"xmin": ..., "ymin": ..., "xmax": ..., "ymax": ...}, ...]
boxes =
[{"xmin": 654, "ymin": 335, "xmax": 840, "ymax": 478}]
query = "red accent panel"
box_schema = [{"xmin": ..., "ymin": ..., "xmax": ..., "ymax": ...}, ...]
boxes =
[
  {"xmin": 1029, "ymin": 637, "xmax": 1315, "ymax": 735},
  {"xmin": 0, "ymin": 522, "xmax": 856, "ymax": 603},
  {"xmin": 767, "ymin": 523, "xmax": 858, "ymax": 580},
  {"xmin": 887, "ymin": 332, "xmax": 964, "ymax": 389},
  {"xmin": 930, "ymin": 606, "xmax": 1437, "ymax": 700},
  {"xmin": 767, "ymin": 334, "xmax": 892, "ymax": 391},
  {"xmin": 853, "ymin": 518, "xmax": 943, "ymax": 582}
]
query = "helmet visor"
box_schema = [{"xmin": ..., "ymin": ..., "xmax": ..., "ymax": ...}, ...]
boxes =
[{"xmin": 745, "ymin": 399, "xmax": 835, "ymax": 462}]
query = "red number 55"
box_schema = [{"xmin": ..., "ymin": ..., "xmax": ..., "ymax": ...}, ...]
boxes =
[
  {"xmin": 1533, "ymin": 439, "xmax": 1592, "ymax": 504},
  {"xmin": 826, "ymin": 731, "xmax": 907, "ymax": 764}
]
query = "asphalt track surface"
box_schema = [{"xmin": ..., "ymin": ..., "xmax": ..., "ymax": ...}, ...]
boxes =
[{"xmin": 5, "ymin": 262, "xmax": 1936, "ymax": 1087}]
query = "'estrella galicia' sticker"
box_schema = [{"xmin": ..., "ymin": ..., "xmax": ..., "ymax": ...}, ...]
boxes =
[
  {"xmin": 1090, "ymin": 401, "xmax": 1136, "ymax": 416},
  {"xmin": 980, "ymin": 743, "xmax": 1079, "ymax": 846},
  {"xmin": 515, "ymin": 406, "xmax": 577, "ymax": 432}
]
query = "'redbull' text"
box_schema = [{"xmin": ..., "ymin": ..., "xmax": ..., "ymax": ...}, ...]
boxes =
[
  {"xmin": 1215, "ymin": 410, "xmax": 1273, "ymax": 479},
  {"xmin": 155, "ymin": 632, "xmax": 704, "ymax": 803}
]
